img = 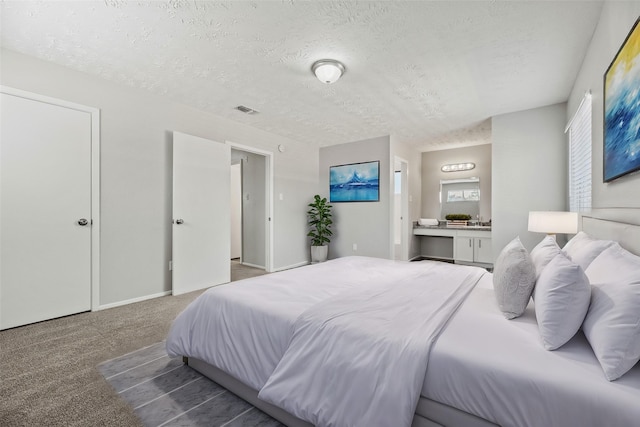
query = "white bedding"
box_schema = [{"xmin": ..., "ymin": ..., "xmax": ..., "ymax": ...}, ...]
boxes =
[
  {"xmin": 258, "ymin": 261, "xmax": 484, "ymax": 427},
  {"xmin": 167, "ymin": 256, "xmax": 640, "ymax": 427},
  {"xmin": 424, "ymin": 278, "xmax": 640, "ymax": 427},
  {"xmin": 166, "ymin": 256, "xmax": 451, "ymax": 391}
]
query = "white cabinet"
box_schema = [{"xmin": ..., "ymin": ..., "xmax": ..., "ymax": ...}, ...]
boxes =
[
  {"xmin": 474, "ymin": 237, "xmax": 493, "ymax": 264},
  {"xmin": 455, "ymin": 232, "xmax": 492, "ymax": 265},
  {"xmin": 455, "ymin": 236, "xmax": 474, "ymax": 262},
  {"xmin": 414, "ymin": 227, "xmax": 492, "ymax": 267}
]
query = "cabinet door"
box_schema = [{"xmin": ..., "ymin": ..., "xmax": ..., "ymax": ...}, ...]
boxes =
[
  {"xmin": 475, "ymin": 237, "xmax": 493, "ymax": 264},
  {"xmin": 455, "ymin": 236, "xmax": 474, "ymax": 262}
]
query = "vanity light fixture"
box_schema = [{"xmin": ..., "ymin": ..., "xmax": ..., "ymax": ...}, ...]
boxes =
[
  {"xmin": 311, "ymin": 59, "xmax": 346, "ymax": 84},
  {"xmin": 441, "ymin": 162, "xmax": 476, "ymax": 173}
]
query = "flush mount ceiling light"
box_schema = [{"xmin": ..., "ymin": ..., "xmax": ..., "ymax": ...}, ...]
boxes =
[
  {"xmin": 441, "ymin": 162, "xmax": 476, "ymax": 172},
  {"xmin": 311, "ymin": 59, "xmax": 346, "ymax": 84}
]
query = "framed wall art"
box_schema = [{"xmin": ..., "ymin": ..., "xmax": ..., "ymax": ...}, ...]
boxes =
[
  {"xmin": 329, "ymin": 161, "xmax": 379, "ymax": 202},
  {"xmin": 604, "ymin": 18, "xmax": 640, "ymax": 182}
]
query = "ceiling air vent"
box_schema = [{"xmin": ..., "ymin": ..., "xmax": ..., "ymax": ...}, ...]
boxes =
[{"xmin": 235, "ymin": 105, "xmax": 258, "ymax": 115}]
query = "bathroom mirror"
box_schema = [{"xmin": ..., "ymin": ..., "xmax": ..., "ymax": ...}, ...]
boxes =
[{"xmin": 440, "ymin": 178, "xmax": 480, "ymax": 220}]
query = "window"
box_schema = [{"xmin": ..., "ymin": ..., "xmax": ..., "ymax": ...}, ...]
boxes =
[{"xmin": 566, "ymin": 92, "xmax": 592, "ymax": 212}]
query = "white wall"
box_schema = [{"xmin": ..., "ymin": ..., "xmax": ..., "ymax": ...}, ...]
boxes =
[
  {"xmin": 319, "ymin": 136, "xmax": 392, "ymax": 259},
  {"xmin": 492, "ymin": 103, "xmax": 568, "ymax": 254},
  {"xmin": 567, "ymin": 1, "xmax": 640, "ymax": 208},
  {"xmin": 0, "ymin": 49, "xmax": 318, "ymax": 307}
]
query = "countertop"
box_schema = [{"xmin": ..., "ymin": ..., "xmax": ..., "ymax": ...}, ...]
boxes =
[{"xmin": 414, "ymin": 224, "xmax": 492, "ymax": 231}]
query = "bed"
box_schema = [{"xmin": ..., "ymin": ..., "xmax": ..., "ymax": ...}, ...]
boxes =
[{"xmin": 166, "ymin": 208, "xmax": 640, "ymax": 427}]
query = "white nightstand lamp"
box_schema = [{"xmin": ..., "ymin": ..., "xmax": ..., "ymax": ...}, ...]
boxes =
[{"xmin": 528, "ymin": 211, "xmax": 578, "ymax": 239}]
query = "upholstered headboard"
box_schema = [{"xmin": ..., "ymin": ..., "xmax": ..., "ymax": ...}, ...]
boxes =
[{"xmin": 580, "ymin": 208, "xmax": 640, "ymax": 257}]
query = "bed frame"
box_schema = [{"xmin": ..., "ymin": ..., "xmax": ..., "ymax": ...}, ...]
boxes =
[{"xmin": 186, "ymin": 208, "xmax": 640, "ymax": 427}]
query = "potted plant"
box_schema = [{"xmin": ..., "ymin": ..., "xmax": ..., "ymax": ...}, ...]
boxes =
[
  {"xmin": 445, "ymin": 213, "xmax": 472, "ymax": 226},
  {"xmin": 307, "ymin": 195, "xmax": 333, "ymax": 263}
]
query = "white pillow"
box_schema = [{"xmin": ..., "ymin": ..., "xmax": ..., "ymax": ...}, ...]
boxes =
[
  {"xmin": 530, "ymin": 236, "xmax": 561, "ymax": 280},
  {"xmin": 493, "ymin": 237, "xmax": 536, "ymax": 319},
  {"xmin": 562, "ymin": 231, "xmax": 614, "ymax": 271},
  {"xmin": 533, "ymin": 253, "xmax": 590, "ymax": 350},
  {"xmin": 583, "ymin": 243, "xmax": 640, "ymax": 381}
]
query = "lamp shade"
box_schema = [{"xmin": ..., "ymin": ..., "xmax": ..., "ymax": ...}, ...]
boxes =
[
  {"xmin": 312, "ymin": 59, "xmax": 345, "ymax": 84},
  {"xmin": 528, "ymin": 211, "xmax": 578, "ymax": 234}
]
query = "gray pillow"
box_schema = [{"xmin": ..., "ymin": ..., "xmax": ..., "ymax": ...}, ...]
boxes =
[{"xmin": 493, "ymin": 237, "xmax": 536, "ymax": 319}]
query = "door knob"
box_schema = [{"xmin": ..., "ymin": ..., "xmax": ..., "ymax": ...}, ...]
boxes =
[
  {"xmin": 175, "ymin": 219, "xmax": 184, "ymax": 225},
  {"xmin": 77, "ymin": 218, "xmax": 89, "ymax": 226}
]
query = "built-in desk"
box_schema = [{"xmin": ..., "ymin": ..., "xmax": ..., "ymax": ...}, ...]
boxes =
[{"xmin": 413, "ymin": 226, "xmax": 492, "ymax": 268}]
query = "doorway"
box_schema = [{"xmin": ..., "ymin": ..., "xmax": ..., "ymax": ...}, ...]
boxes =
[
  {"xmin": 393, "ymin": 157, "xmax": 409, "ymax": 261},
  {"xmin": 229, "ymin": 143, "xmax": 273, "ymax": 273}
]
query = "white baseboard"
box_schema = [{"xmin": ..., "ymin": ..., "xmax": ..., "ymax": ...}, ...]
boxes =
[
  {"xmin": 241, "ymin": 261, "xmax": 266, "ymax": 270},
  {"xmin": 96, "ymin": 290, "xmax": 172, "ymax": 311},
  {"xmin": 273, "ymin": 260, "xmax": 309, "ymax": 272}
]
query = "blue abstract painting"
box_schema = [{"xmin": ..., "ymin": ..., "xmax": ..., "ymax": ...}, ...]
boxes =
[
  {"xmin": 604, "ymin": 18, "xmax": 640, "ymax": 182},
  {"xmin": 330, "ymin": 161, "xmax": 379, "ymax": 202}
]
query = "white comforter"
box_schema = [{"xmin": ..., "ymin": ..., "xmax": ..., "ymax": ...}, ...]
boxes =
[
  {"xmin": 166, "ymin": 257, "xmax": 486, "ymax": 426},
  {"xmin": 258, "ymin": 261, "xmax": 485, "ymax": 427}
]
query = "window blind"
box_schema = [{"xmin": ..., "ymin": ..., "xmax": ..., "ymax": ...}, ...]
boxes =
[{"xmin": 566, "ymin": 92, "xmax": 592, "ymax": 212}]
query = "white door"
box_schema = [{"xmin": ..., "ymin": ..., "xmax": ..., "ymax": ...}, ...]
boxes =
[
  {"xmin": 1, "ymin": 91, "xmax": 92, "ymax": 329},
  {"xmin": 393, "ymin": 158, "xmax": 409, "ymax": 261},
  {"xmin": 230, "ymin": 163, "xmax": 242, "ymax": 260},
  {"xmin": 173, "ymin": 132, "xmax": 230, "ymax": 295}
]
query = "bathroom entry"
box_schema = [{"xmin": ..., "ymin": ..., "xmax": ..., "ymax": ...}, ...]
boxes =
[{"xmin": 393, "ymin": 157, "xmax": 409, "ymax": 261}]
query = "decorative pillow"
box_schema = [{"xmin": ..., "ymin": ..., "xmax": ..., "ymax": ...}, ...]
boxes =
[
  {"xmin": 562, "ymin": 231, "xmax": 614, "ymax": 271},
  {"xmin": 533, "ymin": 253, "xmax": 590, "ymax": 350},
  {"xmin": 583, "ymin": 243, "xmax": 640, "ymax": 381},
  {"xmin": 562, "ymin": 230, "xmax": 587, "ymax": 254},
  {"xmin": 493, "ymin": 237, "xmax": 536, "ymax": 319},
  {"xmin": 530, "ymin": 235, "xmax": 562, "ymax": 280}
]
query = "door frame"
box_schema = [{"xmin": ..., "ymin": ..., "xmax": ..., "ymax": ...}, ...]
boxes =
[
  {"xmin": 391, "ymin": 156, "xmax": 409, "ymax": 261},
  {"xmin": 226, "ymin": 141, "xmax": 274, "ymax": 273},
  {"xmin": 0, "ymin": 85, "xmax": 101, "ymax": 311}
]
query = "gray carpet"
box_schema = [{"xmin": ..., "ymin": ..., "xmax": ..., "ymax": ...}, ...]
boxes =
[
  {"xmin": 0, "ymin": 261, "xmax": 267, "ymax": 427},
  {"xmin": 99, "ymin": 342, "xmax": 284, "ymax": 427}
]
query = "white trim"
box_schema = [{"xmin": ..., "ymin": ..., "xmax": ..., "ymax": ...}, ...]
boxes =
[
  {"xmin": 241, "ymin": 261, "xmax": 266, "ymax": 270},
  {"xmin": 226, "ymin": 141, "xmax": 274, "ymax": 273},
  {"xmin": 97, "ymin": 291, "xmax": 172, "ymax": 311},
  {"xmin": 565, "ymin": 90, "xmax": 592, "ymax": 133},
  {"xmin": 0, "ymin": 86, "xmax": 101, "ymax": 312},
  {"xmin": 273, "ymin": 260, "xmax": 309, "ymax": 272}
]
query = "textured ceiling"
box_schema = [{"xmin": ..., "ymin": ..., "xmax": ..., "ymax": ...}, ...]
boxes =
[{"xmin": 0, "ymin": 0, "xmax": 603, "ymax": 151}]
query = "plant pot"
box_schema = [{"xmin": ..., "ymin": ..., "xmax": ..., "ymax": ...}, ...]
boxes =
[{"xmin": 310, "ymin": 245, "xmax": 328, "ymax": 263}]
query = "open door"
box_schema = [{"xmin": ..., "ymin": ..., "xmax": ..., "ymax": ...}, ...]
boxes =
[
  {"xmin": 393, "ymin": 157, "xmax": 409, "ymax": 261},
  {"xmin": 173, "ymin": 131, "xmax": 230, "ymax": 295}
]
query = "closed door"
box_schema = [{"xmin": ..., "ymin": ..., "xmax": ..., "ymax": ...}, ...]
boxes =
[
  {"xmin": 1, "ymin": 91, "xmax": 92, "ymax": 329},
  {"xmin": 172, "ymin": 132, "xmax": 230, "ymax": 295}
]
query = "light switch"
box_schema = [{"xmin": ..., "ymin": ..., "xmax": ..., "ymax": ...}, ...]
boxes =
[{"xmin": 279, "ymin": 193, "xmax": 284, "ymax": 201}]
